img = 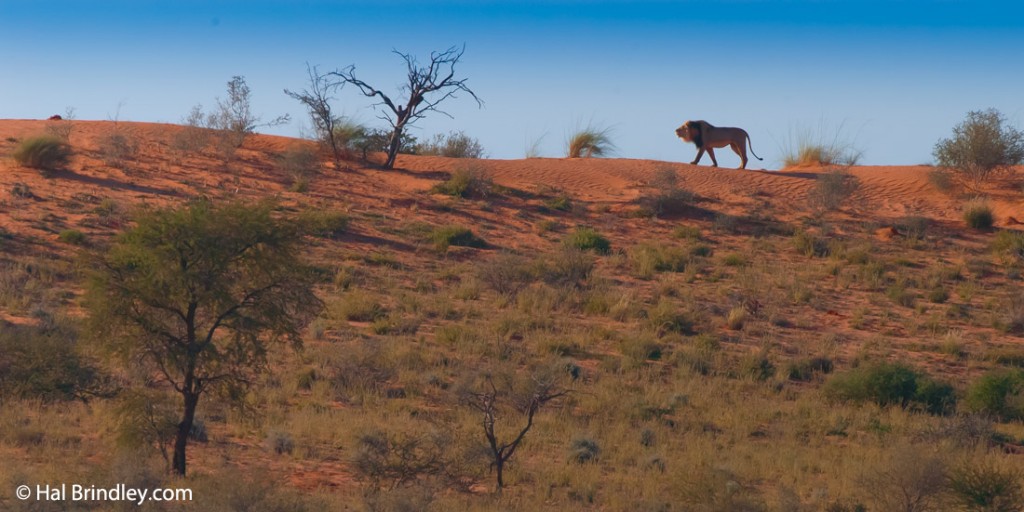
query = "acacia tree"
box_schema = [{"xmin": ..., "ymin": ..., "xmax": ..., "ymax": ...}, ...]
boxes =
[
  {"xmin": 331, "ymin": 45, "xmax": 482, "ymax": 169},
  {"xmin": 285, "ymin": 64, "xmax": 344, "ymax": 164},
  {"xmin": 934, "ymin": 109, "xmax": 1024, "ymax": 190},
  {"xmin": 462, "ymin": 368, "xmax": 569, "ymax": 492},
  {"xmin": 86, "ymin": 199, "xmax": 322, "ymax": 476}
]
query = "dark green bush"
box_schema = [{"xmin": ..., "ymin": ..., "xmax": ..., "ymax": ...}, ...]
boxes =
[
  {"xmin": 964, "ymin": 199, "xmax": 995, "ymax": 229},
  {"xmin": 563, "ymin": 227, "xmax": 611, "ymax": 255},
  {"xmin": 12, "ymin": 135, "xmax": 72, "ymax": 171},
  {"xmin": 0, "ymin": 323, "xmax": 105, "ymax": 402},
  {"xmin": 785, "ymin": 357, "xmax": 834, "ymax": 381},
  {"xmin": 416, "ymin": 130, "xmax": 485, "ymax": 158},
  {"xmin": 934, "ymin": 108, "xmax": 1024, "ymax": 189},
  {"xmin": 824, "ymin": 362, "xmax": 956, "ymax": 414},
  {"xmin": 430, "ymin": 225, "xmax": 486, "ymax": 252},
  {"xmin": 568, "ymin": 437, "xmax": 601, "ymax": 464},
  {"xmin": 299, "ymin": 209, "xmax": 348, "ymax": 239},
  {"xmin": 431, "ymin": 165, "xmax": 492, "ymax": 198},
  {"xmin": 964, "ymin": 370, "xmax": 1024, "ymax": 421},
  {"xmin": 948, "ymin": 461, "xmax": 1023, "ymax": 511},
  {"xmin": 58, "ymin": 229, "xmax": 87, "ymax": 245}
]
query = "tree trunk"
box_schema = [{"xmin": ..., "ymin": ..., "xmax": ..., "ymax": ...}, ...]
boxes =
[
  {"xmin": 385, "ymin": 128, "xmax": 403, "ymax": 169},
  {"xmin": 495, "ymin": 457, "xmax": 505, "ymax": 492},
  {"xmin": 172, "ymin": 391, "xmax": 200, "ymax": 476}
]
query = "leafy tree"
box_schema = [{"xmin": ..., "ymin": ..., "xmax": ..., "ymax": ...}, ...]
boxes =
[
  {"xmin": 332, "ymin": 45, "xmax": 482, "ymax": 169},
  {"xmin": 934, "ymin": 109, "xmax": 1024, "ymax": 189},
  {"xmin": 85, "ymin": 199, "xmax": 322, "ymax": 476}
]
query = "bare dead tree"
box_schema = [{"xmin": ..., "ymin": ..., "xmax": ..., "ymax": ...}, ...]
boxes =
[
  {"xmin": 285, "ymin": 64, "xmax": 344, "ymax": 164},
  {"xmin": 464, "ymin": 372, "xmax": 568, "ymax": 492},
  {"xmin": 331, "ymin": 45, "xmax": 482, "ymax": 169}
]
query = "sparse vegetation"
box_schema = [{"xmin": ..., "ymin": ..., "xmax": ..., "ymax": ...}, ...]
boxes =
[
  {"xmin": 809, "ymin": 167, "xmax": 860, "ymax": 211},
  {"xmin": 417, "ymin": 130, "xmax": 485, "ymax": 158},
  {"xmin": 430, "ymin": 225, "xmax": 486, "ymax": 252},
  {"xmin": 567, "ymin": 124, "xmax": 615, "ymax": 158},
  {"xmin": 563, "ymin": 227, "xmax": 611, "ymax": 254},
  {"xmin": 431, "ymin": 164, "xmax": 492, "ymax": 198},
  {"xmin": 934, "ymin": 108, "xmax": 1024, "ymax": 189},
  {"xmin": 12, "ymin": 135, "xmax": 72, "ymax": 171},
  {"xmin": 781, "ymin": 120, "xmax": 861, "ymax": 167},
  {"xmin": 963, "ymin": 198, "xmax": 995, "ymax": 229}
]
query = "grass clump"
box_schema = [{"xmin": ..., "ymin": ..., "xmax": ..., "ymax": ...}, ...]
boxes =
[
  {"xmin": 991, "ymin": 230, "xmax": 1024, "ymax": 263},
  {"xmin": 431, "ymin": 165, "xmax": 492, "ymax": 198},
  {"xmin": 12, "ymin": 135, "xmax": 72, "ymax": 171},
  {"xmin": 566, "ymin": 124, "xmax": 615, "ymax": 158},
  {"xmin": 298, "ymin": 209, "xmax": 349, "ymax": 239},
  {"xmin": 278, "ymin": 144, "xmax": 320, "ymax": 192},
  {"xmin": 780, "ymin": 120, "xmax": 861, "ymax": 167},
  {"xmin": 430, "ymin": 225, "xmax": 486, "ymax": 252},
  {"xmin": 963, "ymin": 199, "xmax": 995, "ymax": 229},
  {"xmin": 824, "ymin": 362, "xmax": 956, "ymax": 415},
  {"xmin": 563, "ymin": 227, "xmax": 611, "ymax": 255},
  {"xmin": 58, "ymin": 229, "xmax": 87, "ymax": 245},
  {"xmin": 628, "ymin": 242, "xmax": 689, "ymax": 279},
  {"xmin": 934, "ymin": 108, "xmax": 1024, "ymax": 190}
]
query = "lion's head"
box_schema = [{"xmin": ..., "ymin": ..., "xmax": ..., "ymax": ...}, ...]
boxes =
[{"xmin": 676, "ymin": 121, "xmax": 703, "ymax": 148}]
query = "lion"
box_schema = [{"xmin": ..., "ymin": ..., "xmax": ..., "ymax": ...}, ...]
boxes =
[{"xmin": 675, "ymin": 120, "xmax": 763, "ymax": 170}]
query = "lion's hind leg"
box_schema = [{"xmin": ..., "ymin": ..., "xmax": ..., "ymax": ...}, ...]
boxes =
[{"xmin": 730, "ymin": 142, "xmax": 748, "ymax": 169}]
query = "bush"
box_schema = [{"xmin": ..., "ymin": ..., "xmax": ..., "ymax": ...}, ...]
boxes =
[
  {"xmin": 824, "ymin": 362, "xmax": 956, "ymax": 414},
  {"xmin": 992, "ymin": 230, "xmax": 1024, "ymax": 263},
  {"xmin": 964, "ymin": 199, "xmax": 995, "ymax": 229},
  {"xmin": 948, "ymin": 462, "xmax": 1024, "ymax": 511},
  {"xmin": 97, "ymin": 130, "xmax": 139, "ymax": 169},
  {"xmin": 58, "ymin": 229, "xmax": 87, "ymax": 245},
  {"xmin": 477, "ymin": 253, "xmax": 536, "ymax": 297},
  {"xmin": 629, "ymin": 242, "xmax": 689, "ymax": 279},
  {"xmin": 934, "ymin": 108, "xmax": 1024, "ymax": 189},
  {"xmin": 416, "ymin": 130, "xmax": 485, "ymax": 158},
  {"xmin": 809, "ymin": 168, "xmax": 860, "ymax": 211},
  {"xmin": 12, "ymin": 135, "xmax": 72, "ymax": 170},
  {"xmin": 964, "ymin": 370, "xmax": 1024, "ymax": 421},
  {"xmin": 568, "ymin": 437, "xmax": 601, "ymax": 464},
  {"xmin": 792, "ymin": 230, "xmax": 829, "ymax": 257},
  {"xmin": 785, "ymin": 357, "xmax": 834, "ymax": 381},
  {"xmin": 0, "ymin": 323, "xmax": 106, "ymax": 402},
  {"xmin": 541, "ymin": 247, "xmax": 595, "ymax": 286},
  {"xmin": 563, "ymin": 227, "xmax": 611, "ymax": 255},
  {"xmin": 430, "ymin": 225, "xmax": 486, "ymax": 252},
  {"xmin": 431, "ymin": 165, "xmax": 492, "ymax": 198},
  {"xmin": 298, "ymin": 209, "xmax": 348, "ymax": 239},
  {"xmin": 567, "ymin": 125, "xmax": 615, "ymax": 158}
]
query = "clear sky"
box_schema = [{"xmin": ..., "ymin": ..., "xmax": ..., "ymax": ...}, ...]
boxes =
[{"xmin": 2, "ymin": 1, "xmax": 1022, "ymax": 167}]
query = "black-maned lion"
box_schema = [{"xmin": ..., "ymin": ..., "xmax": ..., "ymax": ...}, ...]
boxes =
[{"xmin": 675, "ymin": 120, "xmax": 763, "ymax": 170}]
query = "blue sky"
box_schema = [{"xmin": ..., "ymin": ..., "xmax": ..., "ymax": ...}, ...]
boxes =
[{"xmin": 2, "ymin": 1, "xmax": 1022, "ymax": 167}]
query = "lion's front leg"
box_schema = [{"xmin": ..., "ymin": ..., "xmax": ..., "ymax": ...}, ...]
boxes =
[
  {"xmin": 706, "ymin": 148, "xmax": 718, "ymax": 167},
  {"xmin": 691, "ymin": 148, "xmax": 705, "ymax": 165}
]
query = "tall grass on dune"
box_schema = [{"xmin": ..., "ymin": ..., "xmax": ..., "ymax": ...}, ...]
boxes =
[
  {"xmin": 567, "ymin": 124, "xmax": 615, "ymax": 158},
  {"xmin": 780, "ymin": 119, "xmax": 862, "ymax": 168}
]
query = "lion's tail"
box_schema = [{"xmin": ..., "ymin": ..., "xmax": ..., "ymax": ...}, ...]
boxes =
[{"xmin": 747, "ymin": 132, "xmax": 763, "ymax": 161}]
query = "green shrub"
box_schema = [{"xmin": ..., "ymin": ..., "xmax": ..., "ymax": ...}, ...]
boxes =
[
  {"xmin": 934, "ymin": 108, "xmax": 1024, "ymax": 189},
  {"xmin": 299, "ymin": 209, "xmax": 348, "ymax": 239},
  {"xmin": 431, "ymin": 165, "xmax": 492, "ymax": 198},
  {"xmin": 824, "ymin": 362, "xmax": 955, "ymax": 414},
  {"xmin": 543, "ymin": 194, "xmax": 573, "ymax": 212},
  {"xmin": 563, "ymin": 227, "xmax": 611, "ymax": 255},
  {"xmin": 0, "ymin": 323, "xmax": 105, "ymax": 402},
  {"xmin": 964, "ymin": 370, "xmax": 1024, "ymax": 421},
  {"xmin": 992, "ymin": 230, "xmax": 1024, "ymax": 262},
  {"xmin": 416, "ymin": 130, "xmax": 485, "ymax": 158},
  {"xmin": 12, "ymin": 135, "xmax": 72, "ymax": 170},
  {"xmin": 430, "ymin": 225, "xmax": 486, "ymax": 252},
  {"xmin": 540, "ymin": 247, "xmax": 595, "ymax": 286},
  {"xmin": 58, "ymin": 229, "xmax": 87, "ymax": 245},
  {"xmin": 963, "ymin": 199, "xmax": 995, "ymax": 229},
  {"xmin": 785, "ymin": 357, "xmax": 834, "ymax": 381},
  {"xmin": 792, "ymin": 230, "xmax": 829, "ymax": 257},
  {"xmin": 568, "ymin": 437, "xmax": 601, "ymax": 464},
  {"xmin": 948, "ymin": 461, "xmax": 1024, "ymax": 511},
  {"xmin": 629, "ymin": 243, "xmax": 689, "ymax": 279}
]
